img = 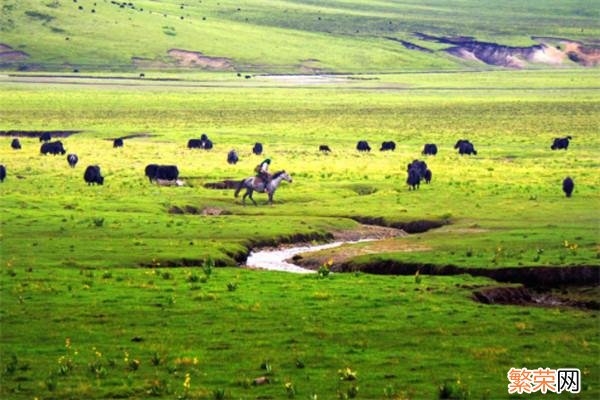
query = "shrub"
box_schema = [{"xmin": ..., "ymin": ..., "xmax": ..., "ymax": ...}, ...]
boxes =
[{"xmin": 439, "ymin": 379, "xmax": 470, "ymax": 399}]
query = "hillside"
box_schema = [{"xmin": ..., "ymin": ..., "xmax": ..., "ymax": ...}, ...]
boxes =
[{"xmin": 1, "ymin": 0, "xmax": 599, "ymax": 73}]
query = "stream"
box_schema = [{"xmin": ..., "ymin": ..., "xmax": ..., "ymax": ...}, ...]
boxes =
[{"xmin": 245, "ymin": 240, "xmax": 371, "ymax": 273}]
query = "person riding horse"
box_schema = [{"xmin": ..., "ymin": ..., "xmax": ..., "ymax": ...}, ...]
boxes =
[{"xmin": 256, "ymin": 158, "xmax": 272, "ymax": 192}]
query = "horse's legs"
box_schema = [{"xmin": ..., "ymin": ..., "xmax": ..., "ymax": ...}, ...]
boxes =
[
  {"xmin": 242, "ymin": 189, "xmax": 248, "ymax": 206},
  {"xmin": 249, "ymin": 190, "xmax": 257, "ymax": 206},
  {"xmin": 268, "ymin": 192, "xmax": 273, "ymax": 205}
]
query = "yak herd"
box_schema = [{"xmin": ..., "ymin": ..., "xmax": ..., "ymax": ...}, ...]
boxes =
[{"xmin": 1, "ymin": 133, "xmax": 576, "ymax": 197}]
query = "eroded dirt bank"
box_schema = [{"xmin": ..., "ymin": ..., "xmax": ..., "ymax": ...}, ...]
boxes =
[
  {"xmin": 413, "ymin": 33, "xmax": 600, "ymax": 68},
  {"xmin": 473, "ymin": 285, "xmax": 599, "ymax": 310},
  {"xmin": 336, "ymin": 260, "xmax": 599, "ymax": 287},
  {"xmin": 350, "ymin": 216, "xmax": 447, "ymax": 233},
  {"xmin": 0, "ymin": 130, "xmax": 82, "ymax": 138}
]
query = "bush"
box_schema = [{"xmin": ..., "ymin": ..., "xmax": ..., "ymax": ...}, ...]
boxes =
[{"xmin": 439, "ymin": 379, "xmax": 470, "ymax": 399}]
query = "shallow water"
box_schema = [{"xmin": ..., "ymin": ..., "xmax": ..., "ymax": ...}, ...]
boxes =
[{"xmin": 245, "ymin": 240, "xmax": 372, "ymax": 273}]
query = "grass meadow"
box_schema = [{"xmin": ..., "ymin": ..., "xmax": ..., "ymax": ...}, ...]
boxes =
[{"xmin": 0, "ymin": 70, "xmax": 599, "ymax": 398}]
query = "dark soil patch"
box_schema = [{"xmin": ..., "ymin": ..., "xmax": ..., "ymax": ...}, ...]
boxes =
[
  {"xmin": 104, "ymin": 133, "xmax": 155, "ymax": 141},
  {"xmin": 204, "ymin": 180, "xmax": 240, "ymax": 189},
  {"xmin": 0, "ymin": 130, "xmax": 82, "ymax": 138},
  {"xmin": 473, "ymin": 285, "xmax": 599, "ymax": 310},
  {"xmin": 350, "ymin": 216, "xmax": 447, "ymax": 234},
  {"xmin": 384, "ymin": 37, "xmax": 433, "ymax": 53},
  {"xmin": 168, "ymin": 205, "xmax": 232, "ymax": 215}
]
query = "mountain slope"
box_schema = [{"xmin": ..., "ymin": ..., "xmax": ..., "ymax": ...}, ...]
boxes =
[{"xmin": 1, "ymin": 0, "xmax": 599, "ymax": 72}]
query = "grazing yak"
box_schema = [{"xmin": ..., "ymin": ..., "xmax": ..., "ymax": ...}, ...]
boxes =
[
  {"xmin": 187, "ymin": 139, "xmax": 203, "ymax": 149},
  {"xmin": 0, "ymin": 165, "xmax": 5, "ymax": 182},
  {"xmin": 454, "ymin": 139, "xmax": 477, "ymax": 155},
  {"xmin": 356, "ymin": 140, "xmax": 371, "ymax": 152},
  {"xmin": 39, "ymin": 132, "xmax": 52, "ymax": 142},
  {"xmin": 67, "ymin": 154, "xmax": 78, "ymax": 168},
  {"xmin": 188, "ymin": 135, "xmax": 212, "ymax": 150},
  {"xmin": 551, "ymin": 136, "xmax": 572, "ymax": 150},
  {"xmin": 144, "ymin": 164, "xmax": 159, "ymax": 182},
  {"xmin": 41, "ymin": 141, "xmax": 66, "ymax": 155},
  {"xmin": 422, "ymin": 143, "xmax": 438, "ymax": 155},
  {"xmin": 319, "ymin": 145, "xmax": 331, "ymax": 153},
  {"xmin": 424, "ymin": 169, "xmax": 432, "ymax": 184},
  {"xmin": 406, "ymin": 159, "xmax": 429, "ymax": 190},
  {"xmin": 406, "ymin": 167, "xmax": 421, "ymax": 190},
  {"xmin": 380, "ymin": 141, "xmax": 396, "ymax": 151},
  {"xmin": 113, "ymin": 138, "xmax": 124, "ymax": 148},
  {"xmin": 253, "ymin": 142, "xmax": 263, "ymax": 155},
  {"xmin": 407, "ymin": 159, "xmax": 428, "ymax": 179},
  {"xmin": 156, "ymin": 165, "xmax": 179, "ymax": 181},
  {"xmin": 562, "ymin": 177, "xmax": 574, "ymax": 197},
  {"xmin": 11, "ymin": 139, "xmax": 21, "ymax": 150},
  {"xmin": 227, "ymin": 149, "xmax": 239, "ymax": 165},
  {"xmin": 84, "ymin": 165, "xmax": 104, "ymax": 185}
]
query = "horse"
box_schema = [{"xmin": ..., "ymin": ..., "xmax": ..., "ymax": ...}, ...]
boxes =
[{"xmin": 234, "ymin": 170, "xmax": 292, "ymax": 205}]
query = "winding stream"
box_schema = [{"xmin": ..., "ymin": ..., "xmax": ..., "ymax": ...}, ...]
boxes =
[{"xmin": 245, "ymin": 240, "xmax": 372, "ymax": 273}]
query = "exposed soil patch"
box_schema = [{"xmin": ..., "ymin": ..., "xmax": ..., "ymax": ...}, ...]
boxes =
[
  {"xmin": 167, "ymin": 49, "xmax": 234, "ymax": 70},
  {"xmin": 168, "ymin": 205, "xmax": 231, "ymax": 216},
  {"xmin": 293, "ymin": 239, "xmax": 430, "ymax": 270},
  {"xmin": 473, "ymin": 285, "xmax": 599, "ymax": 310},
  {"xmin": 103, "ymin": 133, "xmax": 155, "ymax": 141},
  {"xmin": 384, "ymin": 37, "xmax": 433, "ymax": 53},
  {"xmin": 331, "ymin": 224, "xmax": 406, "ymax": 242},
  {"xmin": 0, "ymin": 44, "xmax": 29, "ymax": 62},
  {"xmin": 413, "ymin": 33, "xmax": 600, "ymax": 68},
  {"xmin": 262, "ymin": 75, "xmax": 350, "ymax": 85},
  {"xmin": 0, "ymin": 130, "xmax": 82, "ymax": 138},
  {"xmin": 118, "ymin": 133, "xmax": 155, "ymax": 140},
  {"xmin": 350, "ymin": 216, "xmax": 447, "ymax": 234},
  {"xmin": 204, "ymin": 180, "xmax": 240, "ymax": 190}
]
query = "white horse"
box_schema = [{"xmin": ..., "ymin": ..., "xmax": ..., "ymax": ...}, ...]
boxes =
[{"xmin": 234, "ymin": 170, "xmax": 292, "ymax": 205}]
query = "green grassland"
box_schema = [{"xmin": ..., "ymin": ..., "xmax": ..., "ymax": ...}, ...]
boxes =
[
  {"xmin": 2, "ymin": 0, "xmax": 600, "ymax": 72},
  {"xmin": 1, "ymin": 70, "xmax": 599, "ymax": 398},
  {"xmin": 1, "ymin": 268, "xmax": 598, "ymax": 399}
]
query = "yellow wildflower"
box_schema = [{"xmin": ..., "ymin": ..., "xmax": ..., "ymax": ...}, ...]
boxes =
[{"xmin": 183, "ymin": 373, "xmax": 191, "ymax": 390}]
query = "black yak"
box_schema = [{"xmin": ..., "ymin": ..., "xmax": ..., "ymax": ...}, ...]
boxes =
[
  {"xmin": 227, "ymin": 149, "xmax": 239, "ymax": 164},
  {"xmin": 84, "ymin": 165, "xmax": 104, "ymax": 185},
  {"xmin": 356, "ymin": 140, "xmax": 371, "ymax": 152},
  {"xmin": 422, "ymin": 143, "xmax": 437, "ymax": 155},
  {"xmin": 424, "ymin": 169, "xmax": 432, "ymax": 184},
  {"xmin": 406, "ymin": 167, "xmax": 421, "ymax": 190},
  {"xmin": 562, "ymin": 177, "xmax": 574, "ymax": 197},
  {"xmin": 551, "ymin": 136, "xmax": 572, "ymax": 150},
  {"xmin": 145, "ymin": 164, "xmax": 159, "ymax": 182},
  {"xmin": 455, "ymin": 139, "xmax": 477, "ymax": 155},
  {"xmin": 67, "ymin": 154, "xmax": 78, "ymax": 168},
  {"xmin": 156, "ymin": 165, "xmax": 179, "ymax": 181},
  {"xmin": 41, "ymin": 141, "xmax": 66, "ymax": 155},
  {"xmin": 380, "ymin": 141, "xmax": 396, "ymax": 151}
]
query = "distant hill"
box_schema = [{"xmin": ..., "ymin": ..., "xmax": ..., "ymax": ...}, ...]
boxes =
[{"xmin": 1, "ymin": 0, "xmax": 599, "ymax": 73}]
